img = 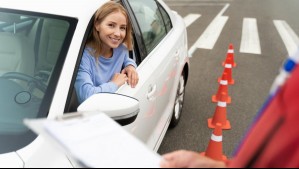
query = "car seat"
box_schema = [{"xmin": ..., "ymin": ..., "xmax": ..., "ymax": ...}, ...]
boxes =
[
  {"xmin": 34, "ymin": 18, "xmax": 69, "ymax": 82},
  {"xmin": 0, "ymin": 32, "xmax": 37, "ymax": 134},
  {"xmin": 0, "ymin": 32, "xmax": 35, "ymax": 76}
]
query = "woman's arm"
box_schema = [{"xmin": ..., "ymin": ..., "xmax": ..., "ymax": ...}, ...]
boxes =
[
  {"xmin": 122, "ymin": 52, "xmax": 139, "ymax": 88},
  {"xmin": 75, "ymin": 54, "xmax": 119, "ymax": 104}
]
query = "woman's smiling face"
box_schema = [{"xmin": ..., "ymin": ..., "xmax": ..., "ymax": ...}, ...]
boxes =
[{"xmin": 96, "ymin": 11, "xmax": 127, "ymax": 51}]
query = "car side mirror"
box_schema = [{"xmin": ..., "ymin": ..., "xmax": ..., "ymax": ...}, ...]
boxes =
[{"xmin": 77, "ymin": 93, "xmax": 139, "ymax": 126}]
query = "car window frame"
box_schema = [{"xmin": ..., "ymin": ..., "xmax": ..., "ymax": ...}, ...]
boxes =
[
  {"xmin": 64, "ymin": 3, "xmax": 144, "ymax": 113},
  {"xmin": 124, "ymin": 0, "xmax": 169, "ymax": 57},
  {"xmin": 122, "ymin": 0, "xmax": 147, "ymax": 62},
  {"xmin": 156, "ymin": 1, "xmax": 173, "ymax": 33},
  {"xmin": 63, "ymin": 14, "xmax": 94, "ymax": 113}
]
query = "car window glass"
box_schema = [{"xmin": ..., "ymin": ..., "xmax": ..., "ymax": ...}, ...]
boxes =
[
  {"xmin": 128, "ymin": 0, "xmax": 167, "ymax": 53},
  {"xmin": 157, "ymin": 3, "xmax": 173, "ymax": 32},
  {"xmin": 0, "ymin": 10, "xmax": 77, "ymax": 153}
]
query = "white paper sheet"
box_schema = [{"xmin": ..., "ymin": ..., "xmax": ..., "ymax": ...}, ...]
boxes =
[{"xmin": 25, "ymin": 112, "xmax": 161, "ymax": 168}]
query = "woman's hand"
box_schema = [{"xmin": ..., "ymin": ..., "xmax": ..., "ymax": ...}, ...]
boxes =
[
  {"xmin": 121, "ymin": 65, "xmax": 139, "ymax": 88},
  {"xmin": 111, "ymin": 73, "xmax": 128, "ymax": 87}
]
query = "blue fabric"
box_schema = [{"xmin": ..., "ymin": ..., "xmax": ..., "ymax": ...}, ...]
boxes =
[{"xmin": 75, "ymin": 44, "xmax": 137, "ymax": 104}]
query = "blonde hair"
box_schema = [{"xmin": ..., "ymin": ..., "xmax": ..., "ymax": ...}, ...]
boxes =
[{"xmin": 87, "ymin": 1, "xmax": 133, "ymax": 59}]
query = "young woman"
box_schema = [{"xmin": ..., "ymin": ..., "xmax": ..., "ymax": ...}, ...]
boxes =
[{"xmin": 75, "ymin": 1, "xmax": 139, "ymax": 104}]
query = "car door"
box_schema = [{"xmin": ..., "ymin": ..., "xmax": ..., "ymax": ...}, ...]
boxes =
[
  {"xmin": 116, "ymin": 0, "xmax": 159, "ymax": 147},
  {"xmin": 120, "ymin": 0, "xmax": 179, "ymax": 149},
  {"xmin": 134, "ymin": 0, "xmax": 181, "ymax": 149},
  {"xmin": 148, "ymin": 1, "xmax": 187, "ymax": 149}
]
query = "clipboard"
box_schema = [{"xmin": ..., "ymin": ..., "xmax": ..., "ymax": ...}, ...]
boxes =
[{"xmin": 24, "ymin": 112, "xmax": 161, "ymax": 168}]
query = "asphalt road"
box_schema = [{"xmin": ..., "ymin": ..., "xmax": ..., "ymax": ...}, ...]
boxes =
[{"xmin": 158, "ymin": 0, "xmax": 299, "ymax": 158}]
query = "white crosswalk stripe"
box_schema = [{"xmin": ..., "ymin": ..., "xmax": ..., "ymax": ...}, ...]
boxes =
[
  {"xmin": 274, "ymin": 20, "xmax": 299, "ymax": 56},
  {"xmin": 184, "ymin": 14, "xmax": 201, "ymax": 28},
  {"xmin": 186, "ymin": 14, "xmax": 298, "ymax": 56},
  {"xmin": 188, "ymin": 4, "xmax": 230, "ymax": 56},
  {"xmin": 190, "ymin": 16, "xmax": 228, "ymax": 51},
  {"xmin": 240, "ymin": 18, "xmax": 261, "ymax": 55}
]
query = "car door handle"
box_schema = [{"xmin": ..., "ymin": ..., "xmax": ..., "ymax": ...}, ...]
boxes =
[{"xmin": 147, "ymin": 84, "xmax": 157, "ymax": 101}]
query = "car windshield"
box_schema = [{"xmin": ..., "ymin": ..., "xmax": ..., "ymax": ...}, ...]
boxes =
[{"xmin": 0, "ymin": 9, "xmax": 77, "ymax": 154}]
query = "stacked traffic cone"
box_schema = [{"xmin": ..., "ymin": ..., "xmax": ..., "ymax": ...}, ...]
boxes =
[
  {"xmin": 219, "ymin": 57, "xmax": 235, "ymax": 85},
  {"xmin": 201, "ymin": 123, "xmax": 227, "ymax": 161},
  {"xmin": 212, "ymin": 72, "xmax": 231, "ymax": 104},
  {"xmin": 223, "ymin": 43, "xmax": 237, "ymax": 67},
  {"xmin": 208, "ymin": 92, "xmax": 231, "ymax": 130}
]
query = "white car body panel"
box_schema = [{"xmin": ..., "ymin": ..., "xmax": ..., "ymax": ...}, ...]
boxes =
[
  {"xmin": 0, "ymin": 0, "xmax": 189, "ymax": 167},
  {"xmin": 118, "ymin": 8, "xmax": 188, "ymax": 150},
  {"xmin": 17, "ymin": 137, "xmax": 74, "ymax": 168},
  {"xmin": 0, "ymin": 152, "xmax": 23, "ymax": 168}
]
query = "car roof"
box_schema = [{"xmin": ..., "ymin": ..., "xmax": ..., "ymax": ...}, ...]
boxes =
[{"xmin": 0, "ymin": 0, "xmax": 109, "ymax": 19}]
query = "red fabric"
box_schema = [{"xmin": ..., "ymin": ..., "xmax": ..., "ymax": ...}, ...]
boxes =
[{"xmin": 229, "ymin": 66, "xmax": 299, "ymax": 168}]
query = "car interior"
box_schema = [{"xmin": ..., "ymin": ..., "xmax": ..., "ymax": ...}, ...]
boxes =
[
  {"xmin": 35, "ymin": 18, "xmax": 69, "ymax": 83},
  {"xmin": 0, "ymin": 12, "xmax": 70, "ymax": 135},
  {"xmin": 129, "ymin": 0, "xmax": 167, "ymax": 53}
]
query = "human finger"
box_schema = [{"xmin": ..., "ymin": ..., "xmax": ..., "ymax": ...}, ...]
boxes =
[
  {"xmin": 127, "ymin": 71, "xmax": 133, "ymax": 86},
  {"xmin": 131, "ymin": 72, "xmax": 139, "ymax": 88},
  {"xmin": 121, "ymin": 69, "xmax": 126, "ymax": 74}
]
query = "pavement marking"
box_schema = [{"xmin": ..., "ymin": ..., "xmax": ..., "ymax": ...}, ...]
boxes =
[
  {"xmin": 274, "ymin": 20, "xmax": 299, "ymax": 56},
  {"xmin": 216, "ymin": 3, "xmax": 230, "ymax": 17},
  {"xmin": 189, "ymin": 3, "xmax": 230, "ymax": 56},
  {"xmin": 184, "ymin": 14, "xmax": 201, "ymax": 28},
  {"xmin": 240, "ymin": 18, "xmax": 261, "ymax": 55}
]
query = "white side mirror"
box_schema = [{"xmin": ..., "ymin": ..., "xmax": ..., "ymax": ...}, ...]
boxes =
[{"xmin": 77, "ymin": 93, "xmax": 139, "ymax": 126}]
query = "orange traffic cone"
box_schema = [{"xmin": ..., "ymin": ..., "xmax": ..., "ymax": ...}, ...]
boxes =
[
  {"xmin": 222, "ymin": 43, "xmax": 237, "ymax": 67},
  {"xmin": 219, "ymin": 58, "xmax": 235, "ymax": 85},
  {"xmin": 213, "ymin": 72, "xmax": 231, "ymax": 104},
  {"xmin": 201, "ymin": 123, "xmax": 227, "ymax": 161},
  {"xmin": 209, "ymin": 92, "xmax": 231, "ymax": 130}
]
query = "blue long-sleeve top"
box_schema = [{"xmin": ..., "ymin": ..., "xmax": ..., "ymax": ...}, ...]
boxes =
[{"xmin": 75, "ymin": 44, "xmax": 137, "ymax": 104}]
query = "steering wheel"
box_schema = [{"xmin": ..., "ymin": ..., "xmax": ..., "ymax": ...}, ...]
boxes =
[{"xmin": 2, "ymin": 72, "xmax": 47, "ymax": 93}]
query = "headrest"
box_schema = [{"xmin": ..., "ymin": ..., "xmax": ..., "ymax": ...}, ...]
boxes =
[{"xmin": 0, "ymin": 13, "xmax": 21, "ymax": 23}]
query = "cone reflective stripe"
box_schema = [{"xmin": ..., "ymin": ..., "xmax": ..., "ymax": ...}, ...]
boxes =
[
  {"xmin": 228, "ymin": 43, "xmax": 237, "ymax": 67},
  {"xmin": 209, "ymin": 92, "xmax": 231, "ymax": 130},
  {"xmin": 213, "ymin": 72, "xmax": 231, "ymax": 103},
  {"xmin": 211, "ymin": 134, "xmax": 223, "ymax": 142},
  {"xmin": 220, "ymin": 79, "xmax": 228, "ymax": 85},
  {"xmin": 225, "ymin": 64, "xmax": 232, "ymax": 69},
  {"xmin": 225, "ymin": 63, "xmax": 234, "ymax": 85},
  {"xmin": 217, "ymin": 101, "xmax": 227, "ymax": 108},
  {"xmin": 223, "ymin": 43, "xmax": 237, "ymax": 67},
  {"xmin": 219, "ymin": 59, "xmax": 235, "ymax": 85},
  {"xmin": 200, "ymin": 123, "xmax": 227, "ymax": 161}
]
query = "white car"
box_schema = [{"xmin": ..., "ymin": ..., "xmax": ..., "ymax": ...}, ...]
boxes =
[{"xmin": 0, "ymin": 0, "xmax": 190, "ymax": 167}]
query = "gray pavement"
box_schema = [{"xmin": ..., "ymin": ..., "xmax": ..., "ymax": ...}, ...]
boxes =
[{"xmin": 158, "ymin": 0, "xmax": 299, "ymax": 158}]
